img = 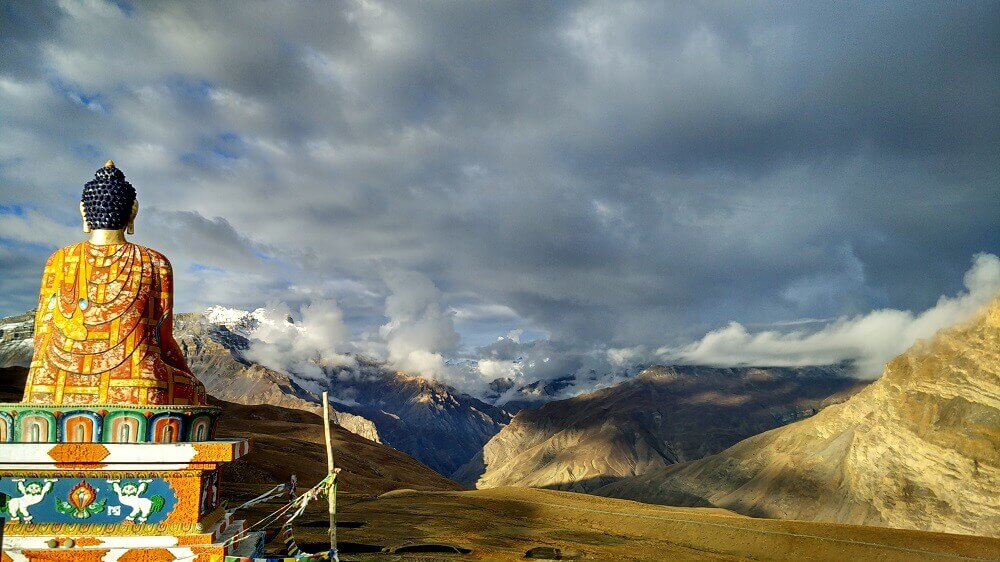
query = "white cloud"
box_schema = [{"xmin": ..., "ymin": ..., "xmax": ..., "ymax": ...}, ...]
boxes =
[
  {"xmin": 244, "ymin": 298, "xmax": 356, "ymax": 386},
  {"xmin": 660, "ymin": 253, "xmax": 1000, "ymax": 377},
  {"xmin": 0, "ymin": 208, "xmax": 79, "ymax": 246},
  {"xmin": 379, "ymin": 270, "xmax": 460, "ymax": 384},
  {"xmin": 476, "ymin": 358, "xmax": 520, "ymax": 382}
]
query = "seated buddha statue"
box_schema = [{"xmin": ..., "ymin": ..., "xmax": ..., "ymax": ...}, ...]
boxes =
[{"xmin": 23, "ymin": 161, "xmax": 207, "ymax": 406}]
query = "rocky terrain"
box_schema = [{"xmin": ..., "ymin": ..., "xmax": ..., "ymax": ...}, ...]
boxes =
[
  {"xmin": 460, "ymin": 364, "xmax": 867, "ymax": 491},
  {"xmin": 597, "ymin": 295, "xmax": 1000, "ymax": 537}
]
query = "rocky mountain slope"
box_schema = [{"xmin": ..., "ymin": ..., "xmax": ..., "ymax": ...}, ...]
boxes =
[
  {"xmin": 597, "ymin": 295, "xmax": 1000, "ymax": 537},
  {"xmin": 459, "ymin": 364, "xmax": 867, "ymax": 491},
  {"xmin": 212, "ymin": 397, "xmax": 462, "ymax": 496},
  {"xmin": 321, "ymin": 357, "xmax": 511, "ymax": 478},
  {"xmin": 172, "ymin": 313, "xmax": 381, "ymax": 442},
  {"xmin": 0, "ymin": 311, "xmax": 34, "ymax": 368}
]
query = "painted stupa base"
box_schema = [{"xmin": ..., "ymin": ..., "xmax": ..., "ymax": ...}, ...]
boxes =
[
  {"xmin": 0, "ymin": 439, "xmax": 263, "ymax": 561},
  {"xmin": 0, "ymin": 404, "xmax": 223, "ymax": 445}
]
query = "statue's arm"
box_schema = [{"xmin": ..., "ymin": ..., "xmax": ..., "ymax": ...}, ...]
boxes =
[
  {"xmin": 24, "ymin": 250, "xmax": 61, "ymax": 401},
  {"xmin": 32, "ymin": 250, "xmax": 59, "ymax": 332},
  {"xmin": 153, "ymin": 254, "xmax": 194, "ymax": 375},
  {"xmin": 159, "ymin": 313, "xmax": 191, "ymax": 374}
]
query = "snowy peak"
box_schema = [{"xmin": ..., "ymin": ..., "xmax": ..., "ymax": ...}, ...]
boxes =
[
  {"xmin": 203, "ymin": 305, "xmax": 281, "ymax": 338},
  {"xmin": 203, "ymin": 305, "xmax": 253, "ymax": 326}
]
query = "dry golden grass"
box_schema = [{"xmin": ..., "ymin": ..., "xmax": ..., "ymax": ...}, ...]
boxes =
[{"xmin": 234, "ymin": 486, "xmax": 1000, "ymax": 561}]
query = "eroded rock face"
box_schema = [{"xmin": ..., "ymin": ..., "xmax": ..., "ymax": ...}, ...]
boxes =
[
  {"xmin": 466, "ymin": 364, "xmax": 866, "ymax": 491},
  {"xmin": 597, "ymin": 295, "xmax": 1000, "ymax": 537}
]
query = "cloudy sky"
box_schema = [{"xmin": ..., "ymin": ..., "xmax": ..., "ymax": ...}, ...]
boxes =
[{"xmin": 1, "ymin": 1, "xmax": 998, "ymax": 391}]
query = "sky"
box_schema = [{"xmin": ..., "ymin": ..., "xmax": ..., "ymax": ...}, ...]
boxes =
[{"xmin": 1, "ymin": 1, "xmax": 998, "ymax": 393}]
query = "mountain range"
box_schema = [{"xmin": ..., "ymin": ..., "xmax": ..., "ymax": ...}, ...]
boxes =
[
  {"xmin": 173, "ymin": 312, "xmax": 381, "ymax": 441},
  {"xmin": 2, "ymin": 295, "xmax": 997, "ymax": 540},
  {"xmin": 0, "ymin": 307, "xmax": 872, "ymax": 482},
  {"xmin": 596, "ymin": 295, "xmax": 1000, "ymax": 537},
  {"xmin": 0, "ymin": 307, "xmax": 509, "ymax": 478}
]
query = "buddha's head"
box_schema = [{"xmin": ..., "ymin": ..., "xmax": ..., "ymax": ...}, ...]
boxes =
[{"xmin": 80, "ymin": 160, "xmax": 138, "ymax": 236}]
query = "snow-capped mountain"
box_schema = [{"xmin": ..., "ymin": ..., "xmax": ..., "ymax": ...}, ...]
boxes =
[
  {"xmin": 203, "ymin": 305, "xmax": 271, "ymax": 338},
  {"xmin": 198, "ymin": 306, "xmax": 511, "ymax": 477}
]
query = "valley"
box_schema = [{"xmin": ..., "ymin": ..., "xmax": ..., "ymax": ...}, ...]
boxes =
[{"xmin": 462, "ymin": 364, "xmax": 868, "ymax": 490}]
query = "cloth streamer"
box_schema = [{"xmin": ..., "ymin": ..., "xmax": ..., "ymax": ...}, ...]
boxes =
[
  {"xmin": 231, "ymin": 483, "xmax": 290, "ymax": 513},
  {"xmin": 223, "ymin": 473, "xmax": 339, "ymax": 562}
]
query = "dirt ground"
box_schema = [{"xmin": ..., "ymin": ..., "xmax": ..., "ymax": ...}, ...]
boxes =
[{"xmin": 228, "ymin": 484, "xmax": 1000, "ymax": 562}]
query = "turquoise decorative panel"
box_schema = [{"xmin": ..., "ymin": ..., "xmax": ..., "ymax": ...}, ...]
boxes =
[
  {"xmin": 0, "ymin": 403, "xmax": 221, "ymax": 444},
  {"xmin": 0, "ymin": 476, "xmax": 177, "ymax": 524}
]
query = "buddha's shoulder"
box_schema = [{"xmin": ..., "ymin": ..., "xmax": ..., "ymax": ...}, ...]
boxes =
[
  {"xmin": 44, "ymin": 242, "xmax": 85, "ymax": 265},
  {"xmin": 44, "ymin": 242, "xmax": 173, "ymax": 269},
  {"xmin": 133, "ymin": 244, "xmax": 172, "ymax": 269}
]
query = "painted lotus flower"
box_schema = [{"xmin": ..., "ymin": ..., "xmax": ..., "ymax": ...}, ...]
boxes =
[{"xmin": 55, "ymin": 480, "xmax": 106, "ymax": 519}]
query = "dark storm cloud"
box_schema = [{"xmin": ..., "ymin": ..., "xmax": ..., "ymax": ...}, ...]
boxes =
[{"xmin": 0, "ymin": 1, "xmax": 997, "ymax": 388}]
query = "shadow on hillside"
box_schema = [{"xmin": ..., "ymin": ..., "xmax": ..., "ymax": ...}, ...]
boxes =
[
  {"xmin": 495, "ymin": 367, "xmax": 868, "ymax": 466},
  {"xmin": 0, "ymin": 366, "xmax": 28, "ymax": 401}
]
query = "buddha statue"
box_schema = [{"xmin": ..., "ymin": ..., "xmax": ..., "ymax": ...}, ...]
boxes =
[{"xmin": 23, "ymin": 161, "xmax": 207, "ymax": 406}]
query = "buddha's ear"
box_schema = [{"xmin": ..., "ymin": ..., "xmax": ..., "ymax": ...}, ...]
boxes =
[
  {"xmin": 127, "ymin": 200, "xmax": 138, "ymax": 235},
  {"xmin": 80, "ymin": 201, "xmax": 90, "ymax": 233}
]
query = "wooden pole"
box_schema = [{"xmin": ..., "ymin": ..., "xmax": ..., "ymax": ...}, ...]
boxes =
[{"xmin": 321, "ymin": 391, "xmax": 337, "ymax": 555}]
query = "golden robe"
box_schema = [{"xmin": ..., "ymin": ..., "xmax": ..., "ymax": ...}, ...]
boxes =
[{"xmin": 24, "ymin": 241, "xmax": 207, "ymax": 406}]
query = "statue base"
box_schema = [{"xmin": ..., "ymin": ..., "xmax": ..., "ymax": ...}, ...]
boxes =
[{"xmin": 0, "ymin": 441, "xmax": 263, "ymax": 561}]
